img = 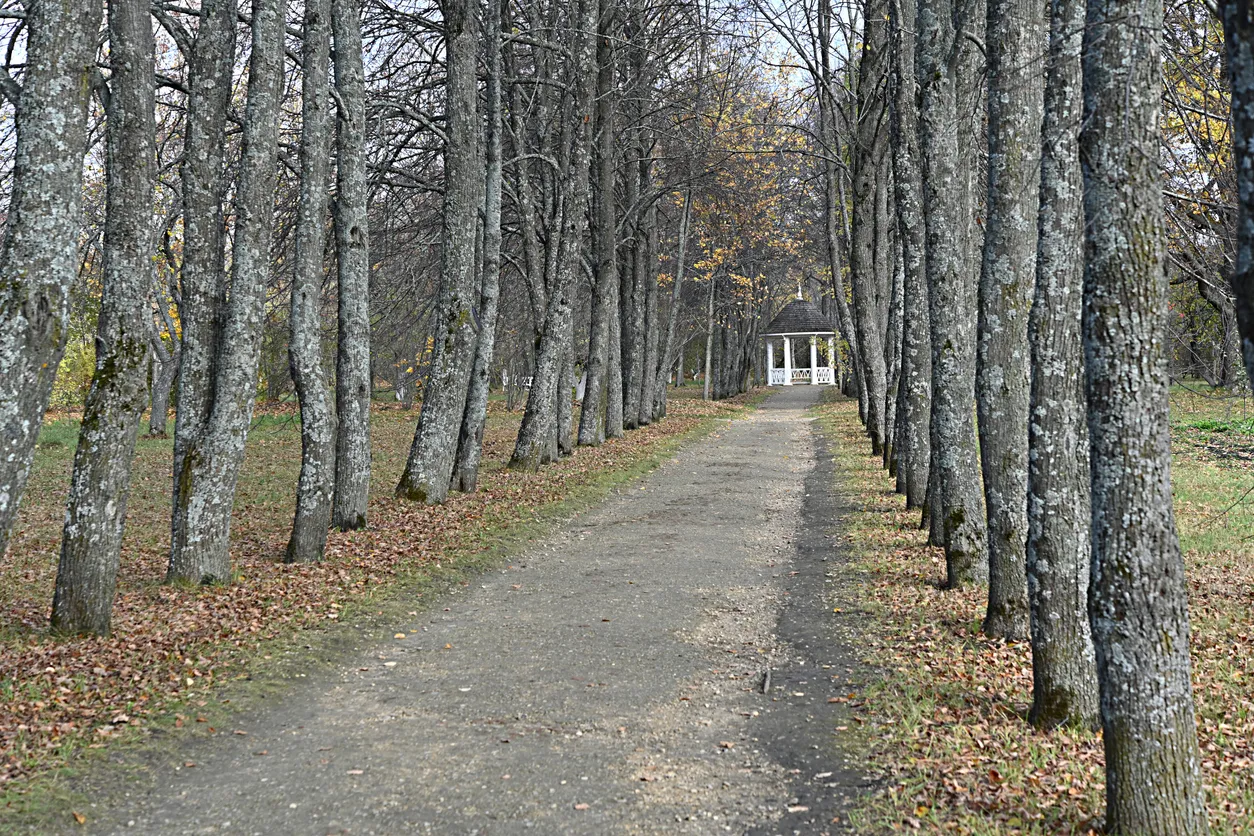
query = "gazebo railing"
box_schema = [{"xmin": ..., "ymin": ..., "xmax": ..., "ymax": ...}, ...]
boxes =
[
  {"xmin": 790, "ymin": 368, "xmax": 811, "ymax": 382},
  {"xmin": 769, "ymin": 368, "xmax": 787, "ymax": 385},
  {"xmin": 813, "ymin": 366, "xmax": 834, "ymax": 385}
]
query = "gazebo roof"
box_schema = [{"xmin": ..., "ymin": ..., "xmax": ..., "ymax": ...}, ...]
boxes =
[{"xmin": 763, "ymin": 299, "xmax": 833, "ymax": 335}]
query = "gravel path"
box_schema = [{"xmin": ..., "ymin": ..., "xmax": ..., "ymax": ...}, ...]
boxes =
[{"xmin": 89, "ymin": 386, "xmax": 869, "ymax": 835}]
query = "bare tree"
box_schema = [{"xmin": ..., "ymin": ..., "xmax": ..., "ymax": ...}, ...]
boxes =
[
  {"xmin": 889, "ymin": 0, "xmax": 930, "ymax": 509},
  {"xmin": 850, "ymin": 0, "xmax": 890, "ymax": 455},
  {"xmin": 918, "ymin": 0, "xmax": 988, "ymax": 585},
  {"xmin": 286, "ymin": 0, "xmax": 336, "ymax": 562},
  {"xmin": 451, "ymin": 0, "xmax": 505, "ymax": 493},
  {"xmin": 0, "ymin": 0, "xmax": 103, "ymax": 556},
  {"xmin": 578, "ymin": 1, "xmax": 620, "ymax": 447},
  {"xmin": 397, "ymin": 0, "xmax": 484, "ymax": 503},
  {"xmin": 331, "ymin": 0, "xmax": 372, "ymax": 529},
  {"xmin": 51, "ymin": 0, "xmax": 156, "ymax": 634},
  {"xmin": 509, "ymin": 0, "xmax": 599, "ymax": 470},
  {"xmin": 168, "ymin": 0, "xmax": 286, "ymax": 584},
  {"xmin": 170, "ymin": 0, "xmax": 237, "ymax": 567}
]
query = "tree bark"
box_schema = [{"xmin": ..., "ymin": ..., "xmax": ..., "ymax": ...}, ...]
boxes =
[
  {"xmin": 850, "ymin": 0, "xmax": 890, "ymax": 454},
  {"xmin": 1082, "ymin": 0, "xmax": 1206, "ymax": 825},
  {"xmin": 148, "ymin": 333, "xmax": 178, "ymax": 437},
  {"xmin": 397, "ymin": 0, "xmax": 484, "ymax": 503},
  {"xmin": 638, "ymin": 203, "xmax": 660, "ymax": 425},
  {"xmin": 51, "ymin": 0, "xmax": 156, "ymax": 634},
  {"xmin": 889, "ymin": 0, "xmax": 931, "ymax": 509},
  {"xmin": 557, "ymin": 337, "xmax": 575, "ymax": 455},
  {"xmin": 451, "ymin": 0, "xmax": 504, "ymax": 493},
  {"xmin": 653, "ymin": 191, "xmax": 690, "ymax": 420},
  {"xmin": 170, "ymin": 0, "xmax": 237, "ymax": 559},
  {"xmin": 167, "ymin": 0, "xmax": 285, "ymax": 585},
  {"xmin": 0, "ymin": 0, "xmax": 103, "ymax": 556},
  {"xmin": 331, "ymin": 0, "xmax": 372, "ymax": 530},
  {"xmin": 817, "ymin": 0, "xmax": 864, "ymax": 414},
  {"xmin": 703, "ymin": 275, "xmax": 716, "ymax": 400},
  {"xmin": 621, "ymin": 170, "xmax": 644, "ymax": 429},
  {"xmin": 883, "ymin": 195, "xmax": 904, "ymax": 472},
  {"xmin": 918, "ymin": 0, "xmax": 988, "ymax": 585},
  {"xmin": 607, "ymin": 276, "xmax": 624, "ymax": 437},
  {"xmin": 286, "ymin": 0, "xmax": 336, "ymax": 563},
  {"xmin": 977, "ymin": 0, "xmax": 1042, "ymax": 639},
  {"xmin": 1026, "ymin": 0, "xmax": 1098, "ymax": 730},
  {"xmin": 578, "ymin": 5, "xmax": 618, "ymax": 447},
  {"xmin": 1226, "ymin": 1, "xmax": 1254, "ymax": 391},
  {"xmin": 509, "ymin": 0, "xmax": 598, "ymax": 470}
]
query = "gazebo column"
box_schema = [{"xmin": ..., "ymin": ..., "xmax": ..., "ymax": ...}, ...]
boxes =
[
  {"xmin": 810, "ymin": 336, "xmax": 818, "ymax": 384},
  {"xmin": 783, "ymin": 336, "xmax": 792, "ymax": 385},
  {"xmin": 766, "ymin": 339, "xmax": 775, "ymax": 384},
  {"xmin": 828, "ymin": 337, "xmax": 836, "ymax": 385}
]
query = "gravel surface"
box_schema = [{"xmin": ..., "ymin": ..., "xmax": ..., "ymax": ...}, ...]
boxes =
[{"xmin": 86, "ymin": 386, "xmax": 869, "ymax": 835}]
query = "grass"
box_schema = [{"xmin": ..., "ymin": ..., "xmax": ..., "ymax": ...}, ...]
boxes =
[
  {"xmin": 0, "ymin": 388, "xmax": 764, "ymax": 828},
  {"xmin": 816, "ymin": 385, "xmax": 1254, "ymax": 834}
]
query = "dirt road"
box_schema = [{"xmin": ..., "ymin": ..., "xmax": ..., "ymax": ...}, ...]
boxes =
[{"xmin": 86, "ymin": 386, "xmax": 868, "ymax": 835}]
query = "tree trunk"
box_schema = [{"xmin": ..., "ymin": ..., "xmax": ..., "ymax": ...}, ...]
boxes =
[
  {"xmin": 558, "ymin": 337, "xmax": 575, "ymax": 455},
  {"xmin": 607, "ymin": 279, "xmax": 624, "ymax": 437},
  {"xmin": 578, "ymin": 6, "xmax": 618, "ymax": 447},
  {"xmin": 850, "ymin": 0, "xmax": 890, "ymax": 454},
  {"xmin": 167, "ymin": 0, "xmax": 285, "ymax": 585},
  {"xmin": 883, "ymin": 207, "xmax": 904, "ymax": 472},
  {"xmin": 654, "ymin": 191, "xmax": 691, "ymax": 420},
  {"xmin": 286, "ymin": 0, "xmax": 336, "ymax": 563},
  {"xmin": 890, "ymin": 0, "xmax": 931, "ymax": 509},
  {"xmin": 817, "ymin": 0, "xmax": 864, "ymax": 414},
  {"xmin": 621, "ymin": 192, "xmax": 644, "ymax": 428},
  {"xmin": 451, "ymin": 0, "xmax": 504, "ymax": 493},
  {"xmin": 1083, "ymin": 0, "xmax": 1206, "ymax": 826},
  {"xmin": 149, "ymin": 334, "xmax": 178, "ymax": 437},
  {"xmin": 331, "ymin": 0, "xmax": 372, "ymax": 530},
  {"xmin": 703, "ymin": 276, "xmax": 716, "ymax": 400},
  {"xmin": 170, "ymin": 0, "xmax": 237, "ymax": 559},
  {"xmin": 510, "ymin": 0, "xmax": 598, "ymax": 470},
  {"xmin": 0, "ymin": 0, "xmax": 103, "ymax": 555},
  {"xmin": 1026, "ymin": 0, "xmax": 1098, "ymax": 730},
  {"xmin": 977, "ymin": 0, "xmax": 1042, "ymax": 639},
  {"xmin": 1226, "ymin": 2, "xmax": 1254, "ymax": 392},
  {"xmin": 51, "ymin": 0, "xmax": 155, "ymax": 634},
  {"xmin": 638, "ymin": 203, "xmax": 660, "ymax": 425},
  {"xmin": 918, "ymin": 0, "xmax": 987, "ymax": 585},
  {"xmin": 397, "ymin": 0, "xmax": 484, "ymax": 503}
]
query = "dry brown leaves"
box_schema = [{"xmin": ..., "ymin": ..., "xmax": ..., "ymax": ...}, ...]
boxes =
[
  {"xmin": 0, "ymin": 390, "xmax": 754, "ymax": 792},
  {"xmin": 818, "ymin": 398, "xmax": 1254, "ymax": 835}
]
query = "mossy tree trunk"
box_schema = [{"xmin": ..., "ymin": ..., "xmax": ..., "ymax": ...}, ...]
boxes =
[
  {"xmin": 396, "ymin": 0, "xmax": 485, "ymax": 503},
  {"xmin": 286, "ymin": 0, "xmax": 336, "ymax": 563},
  {"xmin": 917, "ymin": 0, "xmax": 988, "ymax": 585},
  {"xmin": 1026, "ymin": 0, "xmax": 1099, "ymax": 731},
  {"xmin": 1083, "ymin": 0, "xmax": 1206, "ymax": 826},
  {"xmin": 849, "ymin": 0, "xmax": 890, "ymax": 455},
  {"xmin": 167, "ymin": 0, "xmax": 285, "ymax": 585},
  {"xmin": 170, "ymin": 0, "xmax": 237, "ymax": 564},
  {"xmin": 977, "ymin": 0, "xmax": 1043, "ymax": 639},
  {"xmin": 331, "ymin": 0, "xmax": 372, "ymax": 530},
  {"xmin": 0, "ymin": 0, "xmax": 102, "ymax": 556},
  {"xmin": 51, "ymin": 0, "xmax": 156, "ymax": 634}
]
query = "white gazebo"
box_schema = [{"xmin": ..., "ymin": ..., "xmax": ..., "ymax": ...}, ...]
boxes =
[{"xmin": 763, "ymin": 298, "xmax": 837, "ymax": 386}]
